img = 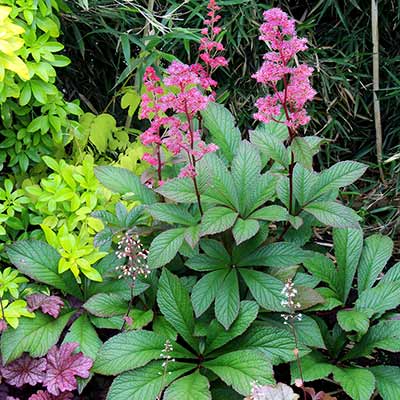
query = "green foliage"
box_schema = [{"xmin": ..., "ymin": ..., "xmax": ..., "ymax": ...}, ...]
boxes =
[
  {"xmin": 0, "ymin": 3, "xmax": 397, "ymax": 399},
  {"xmin": 0, "ymin": 1, "xmax": 82, "ymax": 174}
]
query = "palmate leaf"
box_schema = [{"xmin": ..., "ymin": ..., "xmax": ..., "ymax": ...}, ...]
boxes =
[
  {"xmin": 231, "ymin": 140, "xmax": 262, "ymax": 216},
  {"xmin": 156, "ymin": 177, "xmax": 200, "ymax": 203},
  {"xmin": 337, "ymin": 309, "xmax": 370, "ymax": 334},
  {"xmin": 370, "ymin": 366, "xmax": 400, "ymax": 400},
  {"xmin": 238, "ymin": 242, "xmax": 313, "ymax": 268},
  {"xmin": 357, "ymin": 234, "xmax": 393, "ymax": 293},
  {"xmin": 312, "ymin": 161, "xmax": 368, "ymax": 198},
  {"xmin": 304, "ymin": 201, "xmax": 361, "ymax": 228},
  {"xmin": 200, "ymin": 207, "xmax": 238, "ymax": 236},
  {"xmin": 201, "ymin": 102, "xmax": 241, "ymax": 162},
  {"xmin": 333, "ymin": 367, "xmax": 375, "ymax": 400},
  {"xmin": 223, "ymin": 325, "xmax": 310, "ymax": 364},
  {"xmin": 191, "ymin": 269, "xmax": 229, "ymax": 317},
  {"xmin": 333, "ymin": 227, "xmax": 363, "ymax": 302},
  {"xmin": 63, "ymin": 314, "xmax": 102, "ymax": 360},
  {"xmin": 201, "ymin": 153, "xmax": 239, "ymax": 209},
  {"xmin": 250, "ymin": 126, "xmax": 289, "ymax": 167},
  {"xmin": 303, "ymin": 253, "xmax": 338, "ymax": 292},
  {"xmin": 247, "ymin": 173, "xmax": 277, "ymax": 216},
  {"xmin": 293, "ymin": 164, "xmax": 318, "ymax": 206},
  {"xmin": 380, "ymin": 262, "xmax": 400, "ymax": 284},
  {"xmin": 250, "ymin": 205, "xmax": 288, "ymax": 222},
  {"xmin": 239, "ymin": 269, "xmax": 285, "ymax": 311},
  {"xmin": 186, "ymin": 240, "xmax": 230, "ymax": 272},
  {"xmin": 6, "ymin": 240, "xmax": 82, "ymax": 299},
  {"xmin": 203, "ymin": 350, "xmax": 274, "ymax": 396},
  {"xmin": 355, "ymin": 281, "xmax": 400, "ymax": 316},
  {"xmin": 106, "ymin": 361, "xmax": 194, "ymax": 400},
  {"xmin": 215, "ymin": 269, "xmax": 240, "ymax": 329},
  {"xmin": 291, "ymin": 315, "xmax": 326, "ymax": 349},
  {"xmin": 157, "ymin": 269, "xmax": 197, "ymax": 350},
  {"xmin": 92, "ymin": 330, "xmax": 193, "ymax": 375},
  {"xmin": 205, "ymin": 301, "xmax": 259, "ymax": 354},
  {"xmin": 147, "ymin": 203, "xmax": 198, "ymax": 226},
  {"xmin": 1, "ymin": 311, "xmax": 74, "ymax": 364},
  {"xmin": 163, "ymin": 371, "xmax": 211, "ymax": 400},
  {"xmin": 291, "ymin": 136, "xmax": 313, "ymax": 169},
  {"xmin": 147, "ymin": 228, "xmax": 186, "ymax": 269},
  {"xmin": 291, "ymin": 351, "xmax": 333, "ymax": 383},
  {"xmin": 232, "ymin": 218, "xmax": 259, "ymax": 245},
  {"xmin": 344, "ymin": 320, "xmax": 400, "ymax": 360},
  {"xmin": 83, "ymin": 293, "xmax": 128, "ymax": 317},
  {"xmin": 94, "ymin": 166, "xmax": 157, "ymax": 204}
]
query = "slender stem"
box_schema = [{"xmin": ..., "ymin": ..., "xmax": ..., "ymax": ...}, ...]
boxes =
[
  {"xmin": 289, "ymin": 319, "xmax": 307, "ymax": 400},
  {"xmin": 184, "ymin": 100, "xmax": 204, "ymax": 215},
  {"xmin": 121, "ymin": 280, "xmax": 135, "ymax": 331},
  {"xmin": 156, "ymin": 144, "xmax": 163, "ymax": 183},
  {"xmin": 192, "ymin": 174, "xmax": 203, "ymax": 215},
  {"xmin": 288, "ymin": 150, "xmax": 295, "ymax": 215}
]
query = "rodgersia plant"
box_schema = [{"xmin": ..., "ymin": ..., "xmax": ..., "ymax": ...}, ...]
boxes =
[{"xmin": 2, "ymin": 3, "xmax": 400, "ymax": 400}]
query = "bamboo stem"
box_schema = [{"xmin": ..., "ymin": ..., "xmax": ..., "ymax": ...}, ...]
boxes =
[{"xmin": 371, "ymin": 0, "xmax": 385, "ymax": 183}]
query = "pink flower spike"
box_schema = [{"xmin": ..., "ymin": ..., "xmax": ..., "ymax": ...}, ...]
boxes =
[
  {"xmin": 178, "ymin": 164, "xmax": 197, "ymax": 178},
  {"xmin": 253, "ymin": 7, "xmax": 315, "ymax": 129},
  {"xmin": 27, "ymin": 294, "xmax": 64, "ymax": 318},
  {"xmin": 43, "ymin": 343, "xmax": 93, "ymax": 396},
  {"xmin": 142, "ymin": 153, "xmax": 159, "ymax": 167},
  {"xmin": 1, "ymin": 355, "xmax": 47, "ymax": 387}
]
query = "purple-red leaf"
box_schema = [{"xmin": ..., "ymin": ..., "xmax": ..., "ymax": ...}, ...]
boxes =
[
  {"xmin": 29, "ymin": 390, "xmax": 73, "ymax": 400},
  {"xmin": 1, "ymin": 355, "xmax": 46, "ymax": 387},
  {"xmin": 27, "ymin": 294, "xmax": 64, "ymax": 318},
  {"xmin": 43, "ymin": 342, "xmax": 93, "ymax": 396}
]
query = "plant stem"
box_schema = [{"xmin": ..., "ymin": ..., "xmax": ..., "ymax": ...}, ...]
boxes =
[
  {"xmin": 289, "ymin": 319, "xmax": 307, "ymax": 400},
  {"xmin": 192, "ymin": 174, "xmax": 204, "ymax": 215},
  {"xmin": 156, "ymin": 144, "xmax": 163, "ymax": 183},
  {"xmin": 184, "ymin": 100, "xmax": 204, "ymax": 215},
  {"xmin": 121, "ymin": 280, "xmax": 135, "ymax": 331},
  {"xmin": 288, "ymin": 150, "xmax": 295, "ymax": 215}
]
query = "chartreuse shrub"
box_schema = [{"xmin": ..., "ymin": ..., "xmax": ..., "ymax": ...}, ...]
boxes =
[
  {"xmin": 1, "ymin": 3, "xmax": 400, "ymax": 400},
  {"xmin": 0, "ymin": 0, "xmax": 82, "ymax": 174},
  {"xmin": 0, "ymin": 0, "xmax": 83, "ymax": 262}
]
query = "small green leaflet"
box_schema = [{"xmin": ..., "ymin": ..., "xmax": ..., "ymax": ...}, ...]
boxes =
[
  {"xmin": 94, "ymin": 166, "xmax": 157, "ymax": 204},
  {"xmin": 232, "ymin": 218, "xmax": 259, "ymax": 245},
  {"xmin": 163, "ymin": 371, "xmax": 211, "ymax": 400},
  {"xmin": 200, "ymin": 207, "xmax": 238, "ymax": 236},
  {"xmin": 357, "ymin": 234, "xmax": 393, "ymax": 293},
  {"xmin": 333, "ymin": 367, "xmax": 375, "ymax": 400},
  {"xmin": 203, "ymin": 350, "xmax": 274, "ymax": 395},
  {"xmin": 148, "ymin": 228, "xmax": 186, "ymax": 268},
  {"xmin": 304, "ymin": 201, "xmax": 361, "ymax": 228}
]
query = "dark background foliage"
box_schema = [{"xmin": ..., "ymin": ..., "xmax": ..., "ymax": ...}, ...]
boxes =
[{"xmin": 59, "ymin": 0, "xmax": 399, "ymax": 235}]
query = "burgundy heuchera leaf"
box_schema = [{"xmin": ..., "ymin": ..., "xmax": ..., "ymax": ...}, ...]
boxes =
[
  {"xmin": 43, "ymin": 342, "xmax": 93, "ymax": 395},
  {"xmin": 1, "ymin": 355, "xmax": 46, "ymax": 387},
  {"xmin": 26, "ymin": 294, "xmax": 64, "ymax": 318},
  {"xmin": 29, "ymin": 390, "xmax": 74, "ymax": 400}
]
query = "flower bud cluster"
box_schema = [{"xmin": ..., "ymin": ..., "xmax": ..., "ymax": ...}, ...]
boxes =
[
  {"xmin": 115, "ymin": 233, "xmax": 150, "ymax": 280},
  {"xmin": 281, "ymin": 279, "xmax": 302, "ymax": 323}
]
